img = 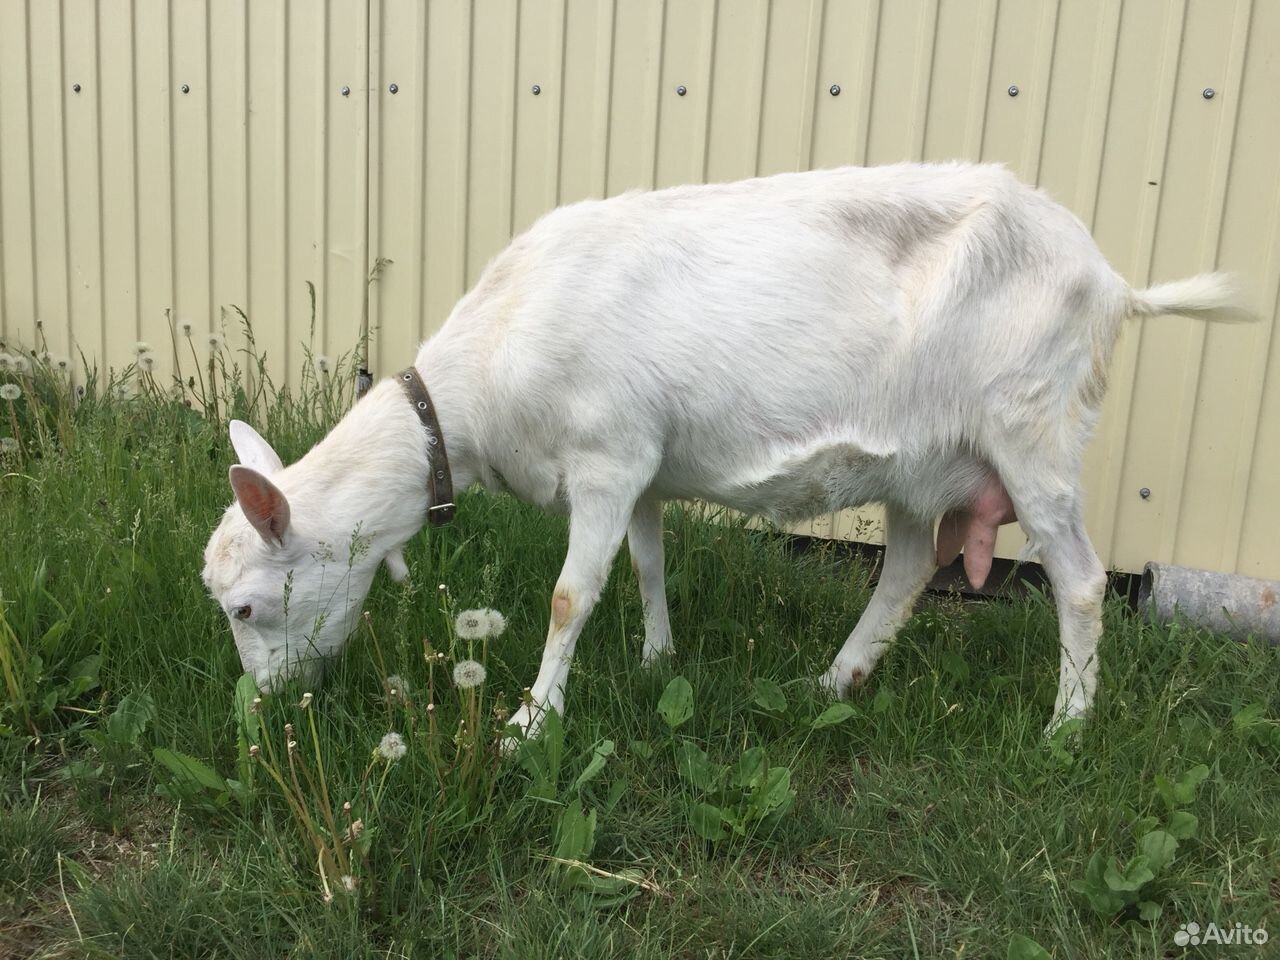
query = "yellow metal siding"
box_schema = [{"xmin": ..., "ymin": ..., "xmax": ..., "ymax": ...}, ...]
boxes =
[{"xmin": 0, "ymin": 0, "xmax": 1277, "ymax": 579}]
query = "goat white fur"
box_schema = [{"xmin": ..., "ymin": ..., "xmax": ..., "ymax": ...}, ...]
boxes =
[{"xmin": 202, "ymin": 162, "xmax": 1248, "ymax": 738}]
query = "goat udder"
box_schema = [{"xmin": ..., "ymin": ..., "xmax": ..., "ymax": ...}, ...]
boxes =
[{"xmin": 936, "ymin": 476, "xmax": 1017, "ymax": 590}]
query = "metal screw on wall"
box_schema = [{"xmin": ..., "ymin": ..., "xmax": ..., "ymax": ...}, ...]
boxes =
[
  {"xmin": 341, "ymin": 86, "xmax": 350, "ymax": 97},
  {"xmin": 531, "ymin": 84, "xmax": 541, "ymax": 95},
  {"xmin": 829, "ymin": 84, "xmax": 841, "ymax": 96},
  {"xmin": 675, "ymin": 85, "xmax": 687, "ymax": 96},
  {"xmin": 389, "ymin": 82, "xmax": 399, "ymax": 94},
  {"xmin": 181, "ymin": 84, "xmax": 190, "ymax": 94},
  {"xmin": 1140, "ymin": 487, "xmax": 1152, "ymax": 500},
  {"xmin": 1202, "ymin": 87, "xmax": 1215, "ymax": 100},
  {"xmin": 72, "ymin": 83, "xmax": 81, "ymax": 93},
  {"xmin": 1007, "ymin": 85, "xmax": 1019, "ymax": 97}
]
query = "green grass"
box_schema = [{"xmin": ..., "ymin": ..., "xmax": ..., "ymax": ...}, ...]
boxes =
[{"xmin": 1, "ymin": 335, "xmax": 1277, "ymax": 959}]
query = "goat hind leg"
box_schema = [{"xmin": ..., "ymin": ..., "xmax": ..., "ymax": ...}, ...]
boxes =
[{"xmin": 628, "ymin": 497, "xmax": 673, "ymax": 665}]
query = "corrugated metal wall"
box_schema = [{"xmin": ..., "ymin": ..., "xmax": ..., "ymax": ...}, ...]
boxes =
[{"xmin": 1, "ymin": 0, "xmax": 1277, "ymax": 580}]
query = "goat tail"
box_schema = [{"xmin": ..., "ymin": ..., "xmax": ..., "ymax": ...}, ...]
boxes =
[{"xmin": 1127, "ymin": 272, "xmax": 1255, "ymax": 323}]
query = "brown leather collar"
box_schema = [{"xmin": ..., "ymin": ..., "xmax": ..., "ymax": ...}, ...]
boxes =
[{"xmin": 397, "ymin": 368, "xmax": 456, "ymax": 526}]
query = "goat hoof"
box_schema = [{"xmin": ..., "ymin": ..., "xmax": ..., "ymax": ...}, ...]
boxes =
[{"xmin": 640, "ymin": 640, "xmax": 674, "ymax": 667}]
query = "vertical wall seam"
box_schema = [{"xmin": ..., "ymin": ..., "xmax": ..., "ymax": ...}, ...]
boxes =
[
  {"xmin": 554, "ymin": 0, "xmax": 568, "ymax": 204},
  {"xmin": 650, "ymin": 0, "xmax": 668, "ymax": 189},
  {"xmin": 1081, "ymin": 1, "xmax": 1123, "ymax": 230},
  {"xmin": 599, "ymin": 0, "xmax": 616, "ymax": 197},
  {"xmin": 318, "ymin": 0, "xmax": 330, "ymax": 351},
  {"xmin": 58, "ymin": 0, "xmax": 72, "ymax": 351},
  {"xmin": 204, "ymin": 0, "xmax": 214, "ymax": 332},
  {"xmin": 700, "ymin": 0, "xmax": 720, "ymax": 184},
  {"xmin": 95, "ymin": 0, "xmax": 107, "ymax": 371},
  {"xmin": 753, "ymin": 0, "xmax": 772, "ymax": 176},
  {"xmin": 415, "ymin": 0, "xmax": 429, "ymax": 343},
  {"xmin": 504, "ymin": 0, "xmax": 514, "ymax": 240},
  {"xmin": 166, "ymin": 0, "xmax": 177, "ymax": 342},
  {"xmin": 1030, "ymin": 0, "xmax": 1062, "ymax": 184},
  {"xmin": 461, "ymin": 0, "xmax": 474, "ymax": 286}
]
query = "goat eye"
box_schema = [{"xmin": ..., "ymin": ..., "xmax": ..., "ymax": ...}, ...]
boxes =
[{"xmin": 234, "ymin": 605, "xmax": 252, "ymax": 621}]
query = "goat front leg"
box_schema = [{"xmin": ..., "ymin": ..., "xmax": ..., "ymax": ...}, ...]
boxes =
[
  {"xmin": 822, "ymin": 505, "xmax": 936, "ymax": 697},
  {"xmin": 503, "ymin": 490, "xmax": 636, "ymax": 747},
  {"xmin": 628, "ymin": 497, "xmax": 673, "ymax": 664}
]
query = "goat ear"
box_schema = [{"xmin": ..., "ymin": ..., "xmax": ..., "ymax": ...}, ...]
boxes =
[
  {"xmin": 229, "ymin": 465, "xmax": 291, "ymax": 545},
  {"xmin": 229, "ymin": 420, "xmax": 284, "ymax": 475}
]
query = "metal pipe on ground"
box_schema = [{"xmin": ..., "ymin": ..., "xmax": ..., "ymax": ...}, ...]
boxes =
[{"xmin": 1139, "ymin": 562, "xmax": 1280, "ymax": 644}]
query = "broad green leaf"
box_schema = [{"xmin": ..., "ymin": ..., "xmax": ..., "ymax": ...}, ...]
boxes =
[
  {"xmin": 1130, "ymin": 815, "xmax": 1159, "ymax": 837},
  {"xmin": 152, "ymin": 747, "xmax": 230, "ymax": 793},
  {"xmin": 1139, "ymin": 830, "xmax": 1177, "ymax": 873},
  {"xmin": 1071, "ymin": 851, "xmax": 1125, "ymax": 916},
  {"xmin": 1231, "ymin": 702, "xmax": 1266, "ymax": 730},
  {"xmin": 733, "ymin": 747, "xmax": 767, "ymax": 789},
  {"xmin": 812, "ymin": 702, "xmax": 858, "ymax": 730},
  {"xmin": 751, "ymin": 678, "xmax": 788, "ymax": 714},
  {"xmin": 1156, "ymin": 764, "xmax": 1209, "ymax": 807},
  {"xmin": 1104, "ymin": 854, "xmax": 1154, "ymax": 893},
  {"xmin": 871, "ymin": 687, "xmax": 894, "ymax": 715},
  {"xmin": 38, "ymin": 620, "xmax": 70, "ymax": 658},
  {"xmin": 747, "ymin": 766, "xmax": 795, "ymax": 823},
  {"xmin": 1137, "ymin": 900, "xmax": 1162, "ymax": 923},
  {"xmin": 554, "ymin": 798, "xmax": 597, "ymax": 863},
  {"xmin": 106, "ymin": 691, "xmax": 156, "ymax": 746},
  {"xmin": 1167, "ymin": 810, "xmax": 1198, "ymax": 840},
  {"xmin": 573, "ymin": 740, "xmax": 615, "ymax": 791},
  {"xmin": 690, "ymin": 802, "xmax": 726, "ymax": 841},
  {"xmin": 629, "ymin": 740, "xmax": 654, "ymax": 760},
  {"xmin": 675, "ymin": 740, "xmax": 719, "ymax": 793},
  {"xmin": 233, "ymin": 673, "xmax": 261, "ymax": 747},
  {"xmin": 657, "ymin": 676, "xmax": 694, "ymax": 730},
  {"xmin": 1007, "ymin": 934, "xmax": 1051, "ymax": 960},
  {"xmin": 64, "ymin": 655, "xmax": 103, "ymax": 698}
]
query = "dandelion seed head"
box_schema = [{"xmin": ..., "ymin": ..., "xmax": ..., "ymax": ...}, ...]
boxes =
[
  {"xmin": 180, "ymin": 321, "xmax": 193, "ymax": 336},
  {"xmin": 452, "ymin": 659, "xmax": 486, "ymax": 689},
  {"xmin": 437, "ymin": 583, "xmax": 448, "ymax": 594},
  {"xmin": 0, "ymin": 354, "xmax": 11, "ymax": 370},
  {"xmin": 298, "ymin": 692, "xmax": 313, "ymax": 709},
  {"xmin": 315, "ymin": 355, "xmax": 329, "ymax": 373},
  {"xmin": 384, "ymin": 674, "xmax": 409, "ymax": 703},
  {"xmin": 248, "ymin": 745, "xmax": 260, "ymax": 759},
  {"xmin": 54, "ymin": 356, "xmax": 69, "ymax": 370},
  {"xmin": 350, "ymin": 818, "xmax": 364, "ymax": 838},
  {"xmin": 134, "ymin": 340, "xmax": 152, "ymax": 355},
  {"xmin": 483, "ymin": 608, "xmax": 507, "ymax": 637},
  {"xmin": 0, "ymin": 384, "xmax": 21, "ymax": 401},
  {"xmin": 138, "ymin": 353, "xmax": 156, "ymax": 372},
  {"xmin": 208, "ymin": 332, "xmax": 225, "ymax": 352},
  {"xmin": 342, "ymin": 801, "xmax": 352, "ymax": 814},
  {"xmin": 377, "ymin": 731, "xmax": 407, "ymax": 761},
  {"xmin": 454, "ymin": 610, "xmax": 488, "ymax": 640}
]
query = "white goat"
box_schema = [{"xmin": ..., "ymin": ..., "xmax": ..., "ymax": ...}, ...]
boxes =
[{"xmin": 202, "ymin": 161, "xmax": 1248, "ymax": 738}]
